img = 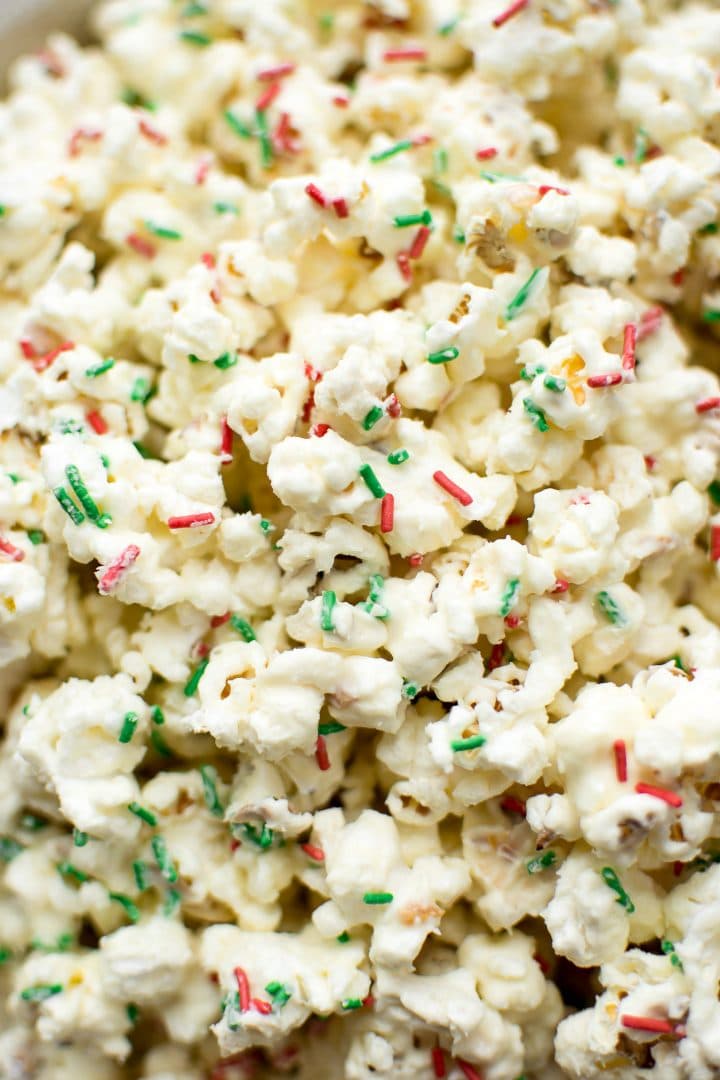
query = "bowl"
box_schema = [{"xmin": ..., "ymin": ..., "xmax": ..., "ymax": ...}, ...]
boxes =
[{"xmin": 0, "ymin": 0, "xmax": 93, "ymax": 77}]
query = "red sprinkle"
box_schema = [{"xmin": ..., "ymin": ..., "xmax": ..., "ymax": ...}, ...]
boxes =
[
  {"xmin": 386, "ymin": 394, "xmax": 401, "ymax": 418},
  {"xmin": 587, "ymin": 372, "xmax": 623, "ymax": 388},
  {"xmin": 273, "ymin": 112, "xmax": 301, "ymax": 155},
  {"xmin": 613, "ymin": 739, "xmax": 628, "ymax": 782},
  {"xmin": 257, "ymin": 62, "xmax": 295, "ymax": 81},
  {"xmin": 380, "ymin": 493, "xmax": 395, "ymax": 533},
  {"xmin": 127, "ymin": 233, "xmax": 157, "ymax": 259},
  {"xmin": 695, "ymin": 397, "xmax": 720, "ymax": 414},
  {"xmin": 409, "ymin": 225, "xmax": 431, "ymax": 260},
  {"xmin": 500, "ymin": 795, "xmax": 526, "ymax": 817},
  {"xmin": 37, "ymin": 48, "xmax": 65, "ymax": 78},
  {"xmin": 201, "ymin": 252, "xmax": 216, "ymax": 270},
  {"xmin": 220, "ymin": 416, "xmax": 233, "ymax": 465},
  {"xmin": 332, "ymin": 95, "xmax": 350, "ymax": 108},
  {"xmin": 411, "ymin": 133, "xmax": 434, "ymax": 148},
  {"xmin": 251, "ymin": 998, "xmax": 272, "ymax": 1015},
  {"xmin": 362, "ymin": 995, "xmax": 375, "ymax": 1008},
  {"xmin": 552, "ymin": 577, "xmax": 569, "ymax": 594},
  {"xmin": 534, "ymin": 951, "xmax": 551, "ymax": 975},
  {"xmin": 315, "ymin": 735, "xmax": 330, "ymax": 771},
  {"xmin": 504, "ymin": 614, "xmax": 520, "ymax": 629},
  {"xmin": 408, "ymin": 553, "xmax": 424, "ymax": 567},
  {"xmin": 673, "ymin": 861, "xmax": 684, "ymax": 876},
  {"xmin": 234, "ymin": 967, "xmax": 251, "ymax": 1012},
  {"xmin": 313, "ymin": 423, "xmax": 331, "ymax": 437},
  {"xmin": 637, "ymin": 306, "xmax": 663, "ymax": 341},
  {"xmin": 487, "ymin": 642, "xmax": 506, "ymax": 671},
  {"xmin": 383, "ymin": 47, "xmax": 427, "ymax": 62},
  {"xmin": 300, "ymin": 842, "xmax": 325, "ymax": 862},
  {"xmin": 644, "ymin": 455, "xmax": 657, "ymax": 471},
  {"xmin": 194, "ymin": 641, "xmax": 210, "ymax": 660},
  {"xmin": 396, "ymin": 251, "xmax": 412, "ymax": 283},
  {"xmin": 138, "ymin": 118, "xmax": 167, "ymax": 146},
  {"xmin": 635, "ymin": 782, "xmax": 682, "ymax": 808},
  {"xmin": 167, "ymin": 512, "xmax": 216, "ymax": 530},
  {"xmin": 19, "ymin": 339, "xmax": 37, "ymax": 360},
  {"xmin": 622, "ymin": 323, "xmax": 637, "ymax": 372},
  {"xmin": 332, "ymin": 197, "xmax": 349, "ymax": 219},
  {"xmin": 86, "ymin": 410, "xmax": 108, "ymax": 435},
  {"xmin": 475, "ymin": 147, "xmax": 498, "ymax": 161},
  {"xmin": 711, "ymin": 524, "xmax": 720, "ymax": 562},
  {"xmin": 456, "ymin": 1061, "xmax": 484, "ymax": 1080},
  {"xmin": 621, "ymin": 1015, "xmax": 675, "ymax": 1035},
  {"xmin": 671, "ymin": 268, "xmax": 685, "ymax": 287},
  {"xmin": 97, "ymin": 544, "xmax": 141, "ymax": 595},
  {"xmin": 210, "ymin": 612, "xmax": 231, "ymax": 628},
  {"xmin": 68, "ymin": 127, "xmax": 102, "ymax": 157},
  {"xmin": 195, "ymin": 157, "xmax": 211, "ymax": 185},
  {"xmin": 492, "ymin": 0, "xmax": 530, "ymax": 27},
  {"xmin": 32, "ymin": 341, "xmax": 74, "ymax": 373},
  {"xmin": 538, "ymin": 183, "xmax": 570, "ymax": 196},
  {"xmin": 433, "ymin": 470, "xmax": 472, "ymax": 506},
  {"xmin": 305, "ymin": 182, "xmax": 328, "ymax": 208},
  {"xmin": 256, "ymin": 82, "xmax": 281, "ymax": 113},
  {"xmin": 0, "ymin": 538, "xmax": 25, "ymax": 563}
]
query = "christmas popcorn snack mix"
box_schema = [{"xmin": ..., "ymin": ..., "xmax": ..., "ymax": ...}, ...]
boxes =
[{"xmin": 1, "ymin": 1, "xmax": 720, "ymax": 1078}]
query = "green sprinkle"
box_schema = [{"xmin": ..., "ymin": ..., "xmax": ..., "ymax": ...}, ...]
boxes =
[
  {"xmin": 451, "ymin": 734, "xmax": 486, "ymax": 752},
  {"xmin": 200, "ymin": 765, "xmax": 224, "ymax": 818},
  {"xmin": 337, "ymin": 931, "xmax": 350, "ymax": 943},
  {"xmin": 402, "ymin": 681, "xmax": 418, "ymax": 699},
  {"xmin": 27, "ymin": 529, "xmax": 45, "ymax": 545},
  {"xmin": 434, "ymin": 148, "xmax": 448, "ymax": 174},
  {"xmin": 230, "ymin": 615, "xmax": 256, "ymax": 642},
  {"xmin": 633, "ymin": 127, "xmax": 650, "ymax": 164},
  {"xmin": 19, "ymin": 813, "xmax": 46, "ymax": 831},
  {"xmin": 370, "ymin": 139, "xmax": 413, "ymax": 163},
  {"xmin": 358, "ymin": 463, "xmax": 385, "ymax": 498},
  {"xmin": 393, "ymin": 210, "xmax": 433, "ymax": 228},
  {"xmin": 163, "ymin": 888, "xmax": 181, "ymax": 916},
  {"xmin": 133, "ymin": 860, "xmax": 149, "ymax": 892},
  {"xmin": 100, "ymin": 454, "xmax": 110, "ymax": 470},
  {"xmin": 614, "ymin": 156, "xmax": 626, "ymax": 167},
  {"xmin": 601, "ymin": 866, "xmax": 635, "ymax": 912},
  {"xmin": 20, "ymin": 984, "xmax": 62, "ymax": 1002},
  {"xmin": 240, "ymin": 823, "xmax": 274, "ymax": 850},
  {"xmin": 57, "ymin": 418, "xmax": 85, "ymax": 436},
  {"xmin": 57, "ymin": 861, "xmax": 89, "ymax": 883},
  {"xmin": 431, "ymin": 179, "xmax": 453, "ymax": 198},
  {"xmin": 427, "ymin": 346, "xmax": 459, "ymax": 365},
  {"xmin": 699, "ymin": 223, "xmax": 718, "ymax": 235},
  {"xmin": 387, "ymin": 449, "xmax": 410, "ymax": 465},
  {"xmin": 526, "ymin": 850, "xmax": 557, "ymax": 874},
  {"xmin": 73, "ymin": 828, "xmax": 88, "ymax": 847},
  {"xmin": 480, "ymin": 170, "xmax": 527, "ymax": 184},
  {"xmin": 126, "ymin": 1003, "xmax": 139, "ymax": 1023},
  {"xmin": 223, "ymin": 109, "xmax": 252, "ymax": 139},
  {"xmin": 523, "ymin": 398, "xmax": 549, "ymax": 432},
  {"xmin": 7, "ymin": 472, "xmax": 20, "ymax": 484},
  {"xmin": 179, "ymin": 29, "xmax": 211, "ymax": 46},
  {"xmin": 31, "ymin": 932, "xmax": 73, "ymax": 953},
  {"xmin": 214, "ymin": 351, "xmax": 238, "ymax": 370},
  {"xmin": 499, "ymin": 578, "xmax": 520, "ymax": 617},
  {"xmin": 506, "ymin": 268, "xmax": 543, "ymax": 321},
  {"xmin": 318, "ymin": 12, "xmax": 334, "ymax": 30},
  {"xmin": 265, "ymin": 981, "xmax": 291, "ymax": 1008},
  {"xmin": 128, "ymin": 802, "xmax": 157, "ymax": 826},
  {"xmin": 661, "ymin": 940, "xmax": 683, "ymax": 970},
  {"xmin": 259, "ymin": 518, "xmax": 275, "ymax": 535},
  {"xmin": 596, "ymin": 590, "xmax": 626, "ymax": 626},
  {"xmin": 702, "ymin": 310, "xmax": 720, "ymax": 323},
  {"xmin": 133, "ymin": 441, "xmax": 152, "ymax": 459},
  {"xmin": 438, "ymin": 16, "xmax": 460, "ymax": 35},
  {"xmin": 151, "ymin": 728, "xmax": 172, "ymax": 757},
  {"xmin": 118, "ymin": 711, "xmax": 139, "ymax": 744},
  {"xmin": 362, "ymin": 891, "xmax": 393, "ymax": 905},
  {"xmin": 453, "ymin": 224, "xmax": 465, "ymax": 244},
  {"xmin": 184, "ymin": 656, "xmax": 209, "ymax": 697},
  {"xmin": 84, "ymin": 358, "xmax": 115, "ymax": 378},
  {"xmin": 150, "ymin": 705, "xmax": 165, "ymax": 725},
  {"xmin": 151, "ymin": 835, "xmax": 178, "ymax": 883},
  {"xmin": 255, "ymin": 109, "xmax": 273, "ymax": 169},
  {"xmin": 0, "ymin": 947, "xmax": 12, "ymax": 963},
  {"xmin": 543, "ymin": 375, "xmax": 566, "ymax": 393},
  {"xmin": 121, "ymin": 88, "xmax": 154, "ymax": 108},
  {"xmin": 709, "ymin": 480, "xmax": 720, "ymax": 506},
  {"xmin": 109, "ymin": 892, "xmax": 140, "ymax": 923},
  {"xmin": 320, "ymin": 590, "xmax": 337, "ymax": 632},
  {"xmin": 0, "ymin": 838, "xmax": 24, "ymax": 862},
  {"xmin": 65, "ymin": 465, "xmax": 111, "ymax": 528},
  {"xmin": 53, "ymin": 487, "xmax": 85, "ymax": 525},
  {"xmin": 0, "ymin": 206, "xmax": 5, "ymax": 218},
  {"xmin": 182, "ymin": 1, "xmax": 208, "ymax": 14},
  {"xmin": 144, "ymin": 220, "xmax": 183, "ymax": 241},
  {"xmin": 214, "ymin": 201, "xmax": 240, "ymax": 215},
  {"xmin": 362, "ymin": 573, "xmax": 388, "ymax": 620},
  {"xmin": 361, "ymin": 405, "xmax": 385, "ymax": 431},
  {"xmin": 342, "ymin": 998, "xmax": 363, "ymax": 1010},
  {"xmin": 130, "ymin": 377, "xmax": 154, "ymax": 404},
  {"xmin": 318, "ymin": 721, "xmax": 346, "ymax": 735},
  {"xmin": 520, "ymin": 364, "xmax": 546, "ymax": 381}
]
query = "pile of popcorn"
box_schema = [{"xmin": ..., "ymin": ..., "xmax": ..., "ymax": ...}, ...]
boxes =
[{"xmin": 1, "ymin": 0, "xmax": 720, "ymax": 1077}]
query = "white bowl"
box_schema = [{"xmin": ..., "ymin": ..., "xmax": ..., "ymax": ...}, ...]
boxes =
[{"xmin": 0, "ymin": 0, "xmax": 93, "ymax": 76}]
